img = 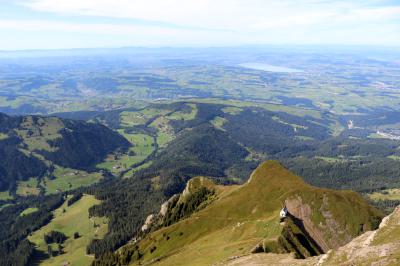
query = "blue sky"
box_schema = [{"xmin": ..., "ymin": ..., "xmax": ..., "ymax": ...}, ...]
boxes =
[{"xmin": 0, "ymin": 0, "xmax": 399, "ymax": 50}]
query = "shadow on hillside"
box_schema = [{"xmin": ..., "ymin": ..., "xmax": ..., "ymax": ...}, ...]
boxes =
[
  {"xmin": 288, "ymin": 213, "xmax": 324, "ymax": 256},
  {"xmin": 30, "ymin": 249, "xmax": 50, "ymax": 266}
]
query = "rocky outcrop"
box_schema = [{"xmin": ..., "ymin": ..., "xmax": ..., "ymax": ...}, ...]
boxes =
[
  {"xmin": 159, "ymin": 194, "xmax": 180, "ymax": 217},
  {"xmin": 284, "ymin": 195, "xmax": 351, "ymax": 253},
  {"xmin": 141, "ymin": 214, "xmax": 155, "ymax": 232},
  {"xmin": 227, "ymin": 206, "xmax": 400, "ymax": 266},
  {"xmin": 253, "ymin": 191, "xmax": 380, "ymax": 259},
  {"xmin": 315, "ymin": 205, "xmax": 400, "ymax": 265},
  {"xmin": 139, "ymin": 176, "xmax": 216, "ymax": 233},
  {"xmin": 285, "ymin": 197, "xmax": 330, "ymax": 253}
]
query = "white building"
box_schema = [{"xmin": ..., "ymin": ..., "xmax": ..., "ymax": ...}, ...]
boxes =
[{"xmin": 280, "ymin": 207, "xmax": 288, "ymax": 219}]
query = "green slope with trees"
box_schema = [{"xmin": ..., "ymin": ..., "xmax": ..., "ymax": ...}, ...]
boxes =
[
  {"xmin": 0, "ymin": 112, "xmax": 130, "ymax": 193},
  {"xmin": 113, "ymin": 161, "xmax": 382, "ymax": 266}
]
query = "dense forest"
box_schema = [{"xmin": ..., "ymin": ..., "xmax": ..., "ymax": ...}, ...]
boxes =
[
  {"xmin": 84, "ymin": 103, "xmax": 400, "ymax": 264},
  {"xmin": 38, "ymin": 120, "xmax": 131, "ymax": 169},
  {"xmin": 0, "ymin": 194, "xmax": 65, "ymax": 266}
]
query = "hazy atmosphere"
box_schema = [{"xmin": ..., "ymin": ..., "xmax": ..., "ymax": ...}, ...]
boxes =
[
  {"xmin": 1, "ymin": 1, "xmax": 400, "ymax": 266},
  {"xmin": 1, "ymin": 0, "xmax": 400, "ymax": 49}
]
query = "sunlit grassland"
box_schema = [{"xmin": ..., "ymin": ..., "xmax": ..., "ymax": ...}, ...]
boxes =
[
  {"xmin": 388, "ymin": 155, "xmax": 400, "ymax": 161},
  {"xmin": 368, "ymin": 133, "xmax": 386, "ymax": 139},
  {"xmin": 0, "ymin": 133, "xmax": 8, "ymax": 140},
  {"xmin": 0, "ymin": 191, "xmax": 13, "ymax": 200},
  {"xmin": 210, "ymin": 116, "xmax": 227, "ymax": 131},
  {"xmin": 20, "ymin": 207, "xmax": 39, "ymax": 216},
  {"xmin": 149, "ymin": 116, "xmax": 175, "ymax": 147},
  {"xmin": 16, "ymin": 177, "xmax": 40, "ymax": 196},
  {"xmin": 184, "ymin": 98, "xmax": 322, "ymax": 118},
  {"xmin": 42, "ymin": 167, "xmax": 103, "ymax": 195},
  {"xmin": 156, "ymin": 132, "xmax": 174, "ymax": 147},
  {"xmin": 28, "ymin": 195, "xmax": 108, "ymax": 266},
  {"xmin": 294, "ymin": 136, "xmax": 315, "ymax": 141},
  {"xmin": 315, "ymin": 156, "xmax": 348, "ymax": 163},
  {"xmin": 120, "ymin": 111, "xmax": 147, "ymax": 126},
  {"xmin": 97, "ymin": 131, "xmax": 154, "ymax": 173},
  {"xmin": 166, "ymin": 103, "xmax": 197, "ymax": 121},
  {"xmin": 272, "ymin": 116, "xmax": 307, "ymax": 131},
  {"xmin": 2, "ymin": 60, "xmax": 400, "ymax": 115},
  {"xmin": 118, "ymin": 131, "xmax": 154, "ymax": 161},
  {"xmin": 368, "ymin": 189, "xmax": 400, "ymax": 201},
  {"xmin": 120, "ymin": 108, "xmax": 170, "ymax": 127},
  {"xmin": 15, "ymin": 116, "xmax": 64, "ymax": 152},
  {"xmin": 123, "ymin": 161, "xmax": 153, "ymax": 179},
  {"xmin": 0, "ymin": 95, "xmax": 32, "ymax": 108},
  {"xmin": 129, "ymin": 161, "xmax": 380, "ymax": 266}
]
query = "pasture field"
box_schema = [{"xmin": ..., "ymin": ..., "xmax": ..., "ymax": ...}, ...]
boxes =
[
  {"xmin": 368, "ymin": 189, "xmax": 400, "ymax": 201},
  {"xmin": 123, "ymin": 161, "xmax": 154, "ymax": 179},
  {"xmin": 16, "ymin": 177, "xmax": 40, "ymax": 196},
  {"xmin": 0, "ymin": 191, "xmax": 12, "ymax": 200},
  {"xmin": 28, "ymin": 194, "xmax": 108, "ymax": 266},
  {"xmin": 20, "ymin": 207, "xmax": 39, "ymax": 216},
  {"xmin": 97, "ymin": 131, "xmax": 154, "ymax": 174},
  {"xmin": 0, "ymin": 133, "xmax": 8, "ymax": 140},
  {"xmin": 167, "ymin": 103, "xmax": 197, "ymax": 121},
  {"xmin": 15, "ymin": 116, "xmax": 64, "ymax": 152},
  {"xmin": 210, "ymin": 116, "xmax": 227, "ymax": 130},
  {"xmin": 388, "ymin": 155, "xmax": 400, "ymax": 161},
  {"xmin": 42, "ymin": 167, "xmax": 103, "ymax": 195},
  {"xmin": 315, "ymin": 156, "xmax": 348, "ymax": 163}
]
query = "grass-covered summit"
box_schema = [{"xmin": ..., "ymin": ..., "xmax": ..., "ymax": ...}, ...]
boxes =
[{"xmin": 117, "ymin": 161, "xmax": 382, "ymax": 266}]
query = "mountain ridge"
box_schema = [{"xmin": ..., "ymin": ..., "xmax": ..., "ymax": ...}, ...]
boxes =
[
  {"xmin": 226, "ymin": 204, "xmax": 400, "ymax": 265},
  {"xmin": 112, "ymin": 161, "xmax": 382, "ymax": 266}
]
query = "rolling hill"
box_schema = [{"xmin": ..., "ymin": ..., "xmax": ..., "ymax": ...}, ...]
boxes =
[
  {"xmin": 0, "ymin": 112, "xmax": 130, "ymax": 193},
  {"xmin": 112, "ymin": 161, "xmax": 382, "ymax": 266},
  {"xmin": 1, "ymin": 101, "xmax": 400, "ymax": 266}
]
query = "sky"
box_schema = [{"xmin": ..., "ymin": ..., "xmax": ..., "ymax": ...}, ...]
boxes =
[{"xmin": 0, "ymin": 0, "xmax": 399, "ymax": 50}]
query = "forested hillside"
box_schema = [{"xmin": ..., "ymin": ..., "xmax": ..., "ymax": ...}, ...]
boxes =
[
  {"xmin": 1, "ymin": 100, "xmax": 400, "ymax": 266},
  {"xmin": 0, "ymin": 113, "xmax": 130, "ymax": 192},
  {"xmin": 106, "ymin": 161, "xmax": 382, "ymax": 265}
]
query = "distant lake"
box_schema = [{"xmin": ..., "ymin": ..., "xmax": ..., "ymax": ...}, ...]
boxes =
[{"xmin": 239, "ymin": 63, "xmax": 303, "ymax": 73}]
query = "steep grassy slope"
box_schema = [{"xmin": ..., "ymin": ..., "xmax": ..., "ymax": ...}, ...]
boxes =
[
  {"xmin": 227, "ymin": 204, "xmax": 400, "ymax": 265},
  {"xmin": 119, "ymin": 161, "xmax": 382, "ymax": 265},
  {"xmin": 0, "ymin": 112, "xmax": 130, "ymax": 192},
  {"xmin": 28, "ymin": 194, "xmax": 108, "ymax": 266},
  {"xmin": 316, "ymin": 205, "xmax": 400, "ymax": 265}
]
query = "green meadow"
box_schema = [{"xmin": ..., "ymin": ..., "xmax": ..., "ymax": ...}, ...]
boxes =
[
  {"xmin": 20, "ymin": 207, "xmax": 39, "ymax": 216},
  {"xmin": 16, "ymin": 177, "xmax": 40, "ymax": 197},
  {"xmin": 97, "ymin": 131, "xmax": 154, "ymax": 174},
  {"xmin": 28, "ymin": 195, "xmax": 108, "ymax": 266},
  {"xmin": 42, "ymin": 167, "xmax": 103, "ymax": 195}
]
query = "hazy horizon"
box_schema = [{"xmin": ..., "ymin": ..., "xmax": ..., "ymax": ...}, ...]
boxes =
[{"xmin": 1, "ymin": 0, "xmax": 400, "ymax": 50}]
